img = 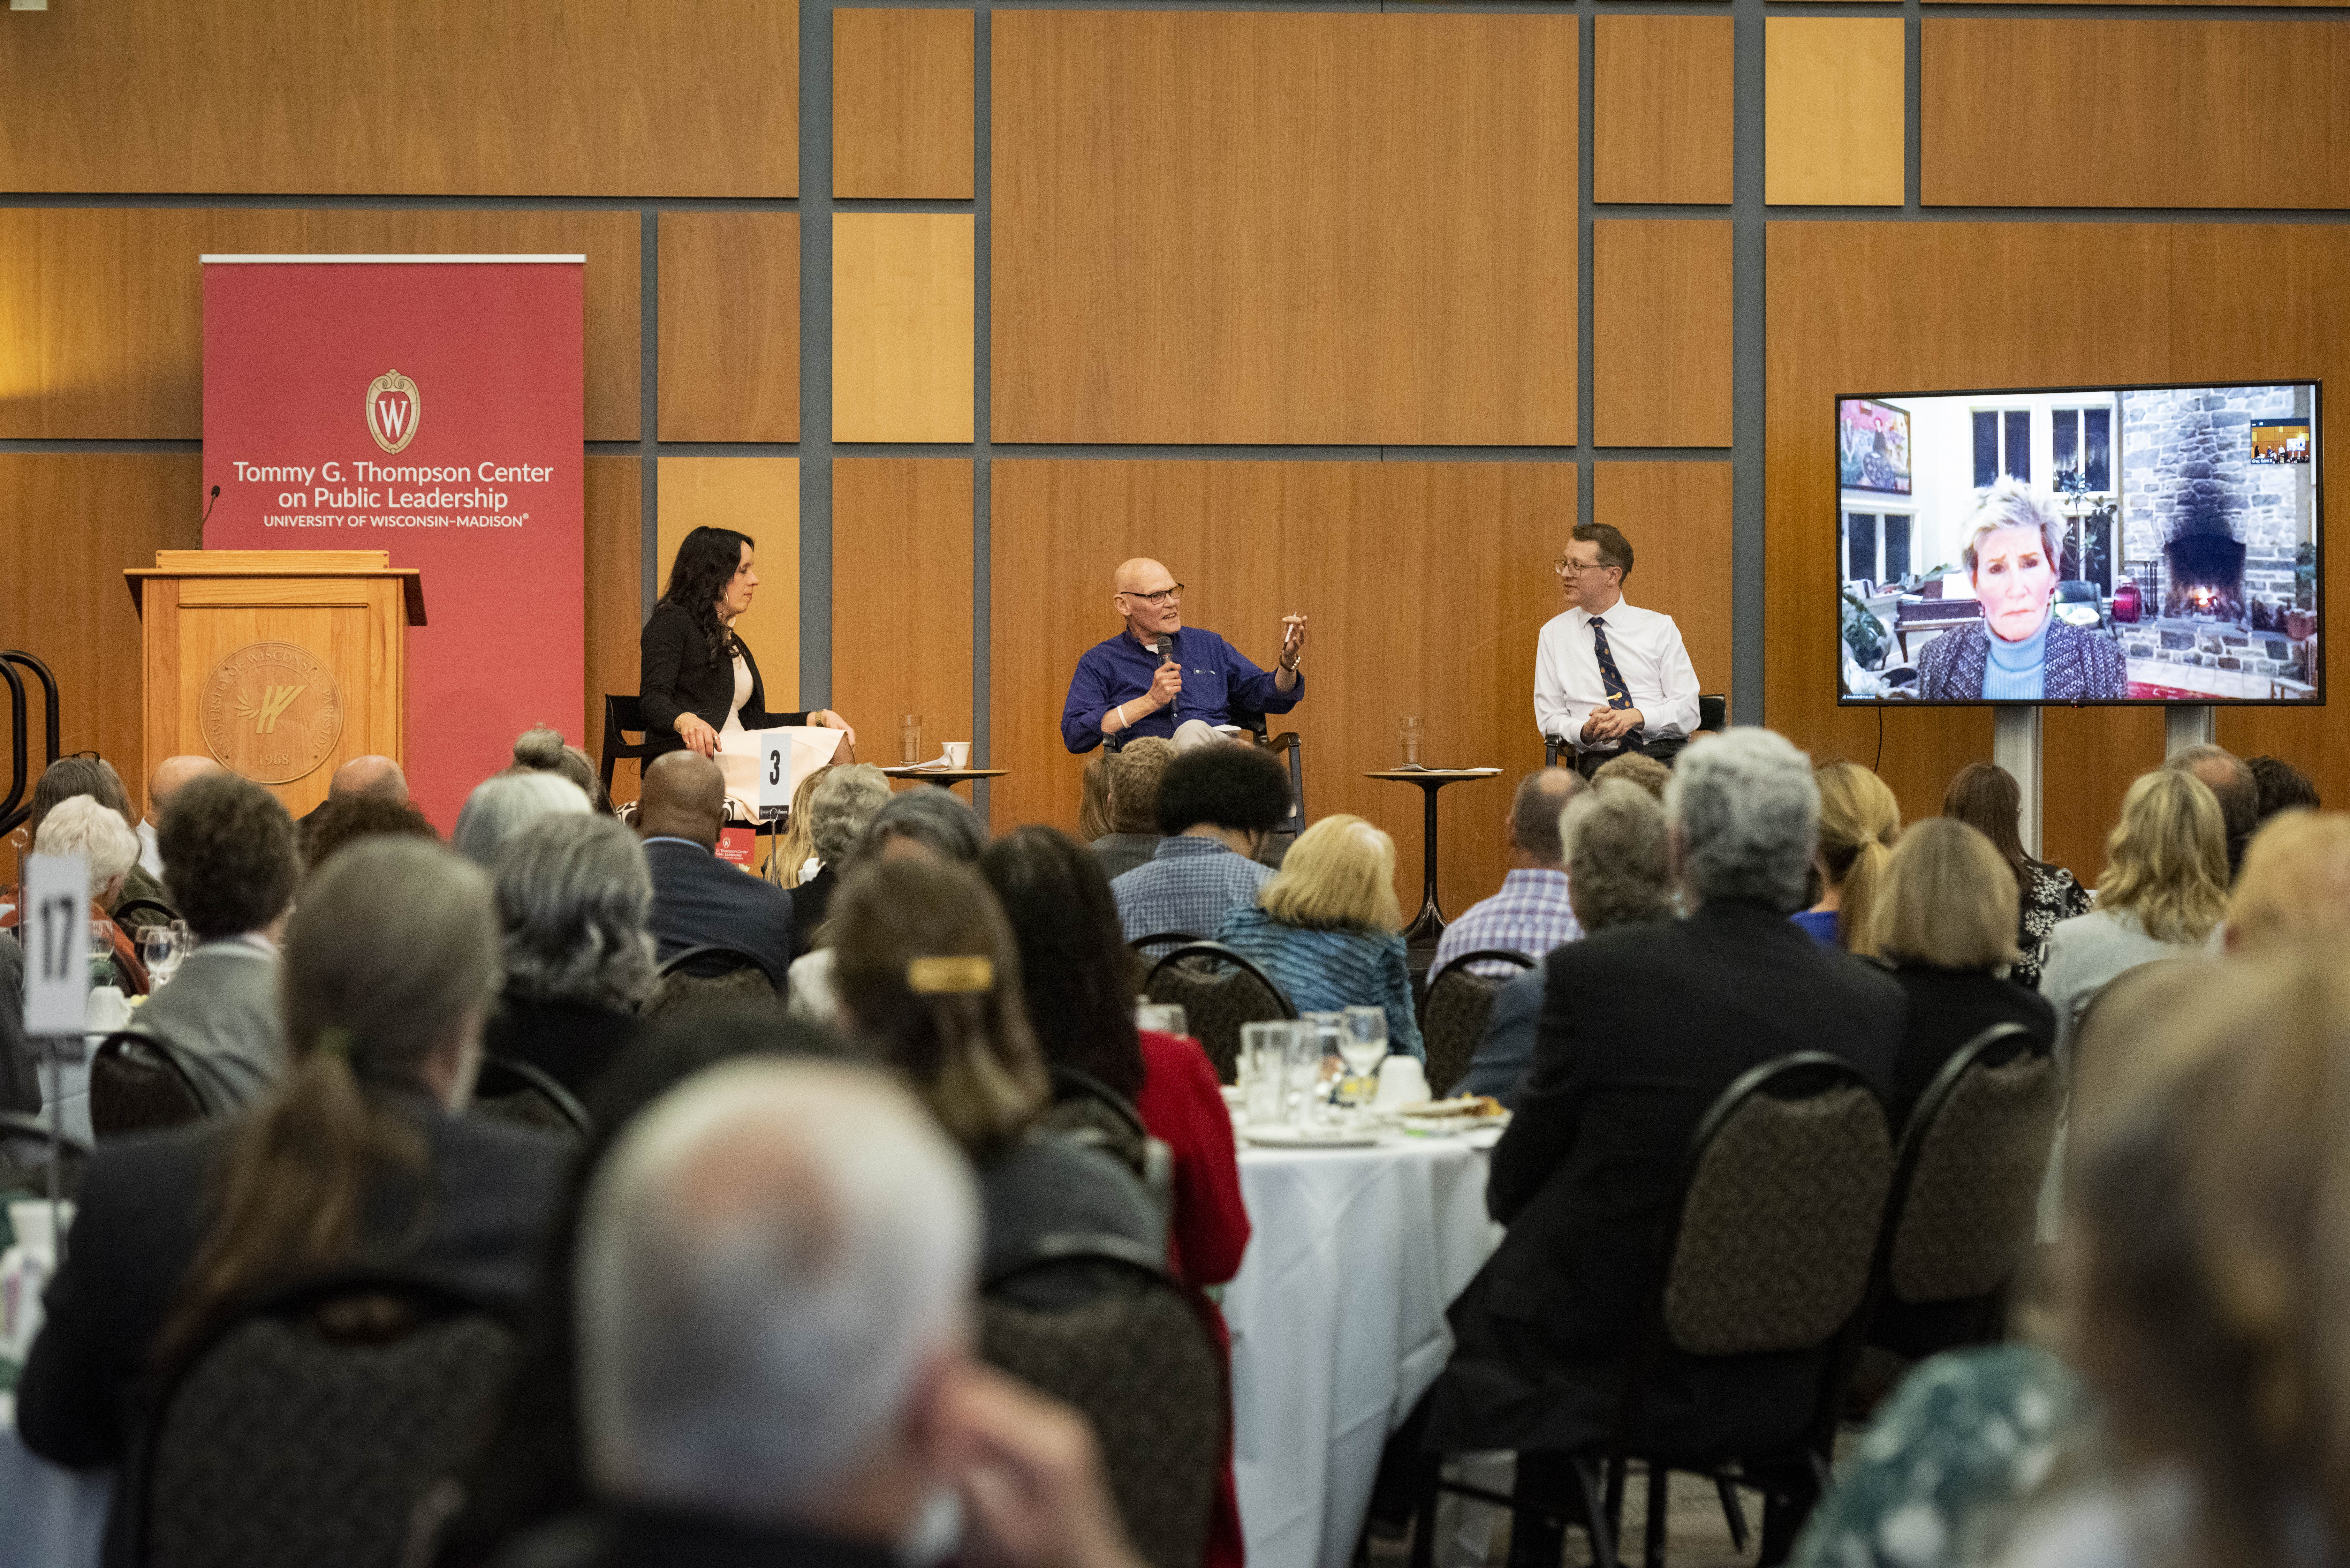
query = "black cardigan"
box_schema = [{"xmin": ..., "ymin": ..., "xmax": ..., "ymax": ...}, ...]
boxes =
[{"xmin": 638, "ymin": 599, "xmax": 808, "ymax": 760}]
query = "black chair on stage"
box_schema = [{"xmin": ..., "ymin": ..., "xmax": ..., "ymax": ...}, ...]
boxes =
[
  {"xmin": 1545, "ymin": 694, "xmax": 1726, "ymax": 769},
  {"xmin": 1419, "ymin": 949, "xmax": 1537, "ymax": 1099},
  {"xmin": 1235, "ymin": 709, "xmax": 1306, "ymax": 837},
  {"xmin": 596, "ymin": 694, "xmax": 657, "ymax": 800},
  {"xmin": 90, "ymin": 1029, "xmax": 212, "ymax": 1136},
  {"xmin": 1143, "ymin": 941, "xmax": 1296, "ymax": 1085}
]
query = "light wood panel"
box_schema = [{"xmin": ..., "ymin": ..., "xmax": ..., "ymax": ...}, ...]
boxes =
[
  {"xmin": 1593, "ymin": 464, "xmax": 1736, "ymax": 701},
  {"xmin": 658, "ymin": 214, "xmax": 801, "ymax": 443},
  {"xmin": 584, "ymin": 457, "xmax": 644, "ymax": 804},
  {"xmin": 833, "ymin": 215, "xmax": 975, "ymax": 444},
  {"xmin": 834, "ymin": 10, "xmax": 977, "ymax": 200},
  {"xmin": 0, "ymin": 208, "xmax": 640, "ymax": 440},
  {"xmin": 1595, "ymin": 16, "xmax": 1735, "ymax": 206},
  {"xmin": 0, "ymin": 1, "xmax": 796, "ymax": 196},
  {"xmin": 833, "ymin": 462, "xmax": 974, "ymax": 772},
  {"xmin": 1593, "ymin": 221, "xmax": 1735, "ymax": 449},
  {"xmin": 992, "ymin": 12, "xmax": 1576, "ymax": 446},
  {"xmin": 656, "ymin": 459, "xmax": 802, "ymax": 715},
  {"xmin": 1923, "ymin": 21, "xmax": 2350, "ymax": 210},
  {"xmin": 990, "ymin": 462, "xmax": 1565, "ymax": 918},
  {"xmin": 1765, "ymin": 19, "xmax": 1906, "ymax": 207}
]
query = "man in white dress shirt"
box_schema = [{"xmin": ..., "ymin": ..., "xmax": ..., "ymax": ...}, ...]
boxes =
[{"xmin": 1533, "ymin": 523, "xmax": 1702, "ymax": 778}]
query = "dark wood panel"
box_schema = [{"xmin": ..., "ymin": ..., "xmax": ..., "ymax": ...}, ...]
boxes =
[
  {"xmin": 993, "ymin": 12, "xmax": 1576, "ymax": 445},
  {"xmin": 0, "ymin": 208, "xmax": 641, "ymax": 441},
  {"xmin": 1593, "ymin": 464, "xmax": 1736, "ymax": 702},
  {"xmin": 584, "ymin": 456, "xmax": 643, "ymax": 805},
  {"xmin": 658, "ymin": 213, "xmax": 802, "ymax": 444},
  {"xmin": 1923, "ymin": 20, "xmax": 2350, "ymax": 209},
  {"xmin": 833, "ymin": 461, "xmax": 974, "ymax": 771},
  {"xmin": 1594, "ymin": 16, "xmax": 1734, "ymax": 206},
  {"xmin": 1593, "ymin": 221, "xmax": 1734, "ymax": 449},
  {"xmin": 835, "ymin": 9, "xmax": 976, "ymax": 200},
  {"xmin": 0, "ymin": 0, "xmax": 797, "ymax": 196}
]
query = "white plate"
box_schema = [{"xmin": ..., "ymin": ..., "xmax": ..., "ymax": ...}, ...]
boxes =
[{"xmin": 1242, "ymin": 1126, "xmax": 1385, "ymax": 1149}]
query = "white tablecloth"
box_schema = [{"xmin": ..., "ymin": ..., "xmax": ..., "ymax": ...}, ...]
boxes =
[
  {"xmin": 1224, "ymin": 1133, "xmax": 1503, "ymax": 1568},
  {"xmin": 0, "ymin": 1397, "xmax": 110, "ymax": 1568}
]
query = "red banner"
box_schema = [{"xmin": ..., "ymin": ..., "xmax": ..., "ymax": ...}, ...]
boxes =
[{"xmin": 202, "ymin": 257, "xmax": 585, "ymax": 828}]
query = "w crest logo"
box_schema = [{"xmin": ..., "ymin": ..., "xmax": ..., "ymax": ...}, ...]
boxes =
[
  {"xmin": 366, "ymin": 369, "xmax": 421, "ymax": 454},
  {"xmin": 235, "ymin": 684, "xmax": 307, "ymax": 734}
]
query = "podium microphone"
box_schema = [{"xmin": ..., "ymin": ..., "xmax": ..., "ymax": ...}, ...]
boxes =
[{"xmin": 200, "ymin": 484, "xmax": 220, "ymax": 541}]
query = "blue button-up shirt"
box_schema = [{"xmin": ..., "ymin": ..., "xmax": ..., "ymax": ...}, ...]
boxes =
[
  {"xmin": 1112, "ymin": 835, "xmax": 1273, "ymax": 945},
  {"xmin": 1061, "ymin": 627, "xmax": 1304, "ymax": 754},
  {"xmin": 1431, "ymin": 869, "xmax": 1583, "ymax": 980}
]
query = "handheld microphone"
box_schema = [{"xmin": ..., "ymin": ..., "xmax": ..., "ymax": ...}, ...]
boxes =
[{"xmin": 200, "ymin": 484, "xmax": 221, "ymax": 541}]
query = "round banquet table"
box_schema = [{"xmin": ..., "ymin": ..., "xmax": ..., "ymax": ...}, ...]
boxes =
[{"xmin": 1222, "ymin": 1129, "xmax": 1505, "ymax": 1568}]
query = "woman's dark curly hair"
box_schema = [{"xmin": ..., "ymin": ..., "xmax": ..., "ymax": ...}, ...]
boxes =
[
  {"xmin": 977, "ymin": 825, "xmax": 1146, "ymax": 1100},
  {"xmin": 659, "ymin": 525, "xmax": 756, "ymax": 662}
]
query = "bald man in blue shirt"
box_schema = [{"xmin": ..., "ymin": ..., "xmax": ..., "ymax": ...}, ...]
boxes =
[{"xmin": 1060, "ymin": 557, "xmax": 1308, "ymax": 754}]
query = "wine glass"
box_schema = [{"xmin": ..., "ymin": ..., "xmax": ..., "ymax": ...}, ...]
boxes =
[
  {"xmin": 1339, "ymin": 1006, "xmax": 1391, "ymax": 1102},
  {"xmin": 142, "ymin": 924, "xmax": 185, "ymax": 988}
]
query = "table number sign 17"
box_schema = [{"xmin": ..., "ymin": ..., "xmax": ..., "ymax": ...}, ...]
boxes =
[{"xmin": 21, "ymin": 852, "xmax": 91, "ymax": 1036}]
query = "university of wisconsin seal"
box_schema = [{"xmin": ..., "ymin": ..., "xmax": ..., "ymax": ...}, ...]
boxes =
[{"xmin": 200, "ymin": 642, "xmax": 345, "ymax": 785}]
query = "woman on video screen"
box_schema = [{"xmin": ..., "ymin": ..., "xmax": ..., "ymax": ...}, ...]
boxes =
[{"xmin": 1915, "ymin": 478, "xmax": 2127, "ymax": 701}]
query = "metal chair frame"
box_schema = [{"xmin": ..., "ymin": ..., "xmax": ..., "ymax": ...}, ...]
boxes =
[
  {"xmin": 656, "ymin": 942, "xmax": 782, "ymax": 993},
  {"xmin": 0, "ymin": 649, "xmax": 60, "ymax": 838},
  {"xmin": 1128, "ymin": 930, "xmax": 1206, "ymax": 958},
  {"xmin": 1417, "ymin": 948, "xmax": 1536, "ymax": 1097},
  {"xmin": 1142, "ymin": 942, "xmax": 1298, "ymax": 1019},
  {"xmin": 90, "ymin": 1028, "xmax": 213, "ymax": 1133},
  {"xmin": 597, "ymin": 694, "xmax": 657, "ymax": 798},
  {"xmin": 474, "ymin": 1052, "xmax": 594, "ymax": 1137}
]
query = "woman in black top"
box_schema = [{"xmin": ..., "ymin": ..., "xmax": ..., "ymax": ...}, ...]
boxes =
[
  {"xmin": 1942, "ymin": 761, "xmax": 2092, "ymax": 989},
  {"xmin": 638, "ymin": 526, "xmax": 855, "ymax": 766}
]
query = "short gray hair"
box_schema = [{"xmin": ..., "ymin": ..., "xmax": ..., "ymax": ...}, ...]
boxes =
[
  {"xmin": 453, "ymin": 771, "xmax": 590, "ymax": 867},
  {"xmin": 1563, "ymin": 781, "xmax": 1672, "ymax": 932},
  {"xmin": 805, "ymin": 765, "xmax": 894, "ymax": 866},
  {"xmin": 848, "ymin": 788, "xmax": 988, "ymax": 868},
  {"xmin": 35, "ymin": 795, "xmax": 141, "ymax": 895},
  {"xmin": 1664, "ymin": 727, "xmax": 1819, "ymax": 911},
  {"xmin": 493, "ymin": 814, "xmax": 657, "ymax": 1010},
  {"xmin": 577, "ymin": 1058, "xmax": 979, "ymax": 1515},
  {"xmin": 1960, "ymin": 476, "xmax": 2064, "ymax": 579}
]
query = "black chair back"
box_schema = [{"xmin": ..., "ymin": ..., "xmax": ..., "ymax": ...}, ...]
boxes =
[
  {"xmin": 597, "ymin": 694, "xmax": 656, "ymax": 798},
  {"xmin": 1128, "ymin": 929, "xmax": 1205, "ymax": 960},
  {"xmin": 90, "ymin": 1029, "xmax": 211, "ymax": 1135},
  {"xmin": 134, "ymin": 1273, "xmax": 518, "ymax": 1568},
  {"xmin": 1043, "ymin": 1066, "xmax": 1173, "ymax": 1217},
  {"xmin": 471, "ymin": 1053, "xmax": 593, "ymax": 1138},
  {"xmin": 646, "ymin": 944, "xmax": 783, "ymax": 1017},
  {"xmin": 1420, "ymin": 949, "xmax": 1536, "ymax": 1098},
  {"xmin": 0, "ymin": 1108, "xmax": 92, "ymax": 1202},
  {"xmin": 112, "ymin": 896, "xmax": 179, "ymax": 933},
  {"xmin": 1143, "ymin": 941, "xmax": 1297, "ymax": 1084},
  {"xmin": 0, "ymin": 649, "xmax": 61, "ymax": 839}
]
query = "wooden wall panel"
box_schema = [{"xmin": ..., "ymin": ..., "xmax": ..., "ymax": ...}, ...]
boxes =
[
  {"xmin": 0, "ymin": 457, "xmax": 204, "ymax": 806},
  {"xmin": 655, "ymin": 459, "xmax": 802, "ymax": 718},
  {"xmin": 833, "ymin": 462, "xmax": 974, "ymax": 774},
  {"xmin": 1765, "ymin": 19, "xmax": 1906, "ymax": 207},
  {"xmin": 1593, "ymin": 464, "xmax": 1736, "ymax": 700},
  {"xmin": 834, "ymin": 10, "xmax": 977, "ymax": 200},
  {"xmin": 833, "ymin": 215, "xmax": 975, "ymax": 444},
  {"xmin": 1594, "ymin": 17, "xmax": 1735, "ymax": 207},
  {"xmin": 583, "ymin": 457, "xmax": 644, "ymax": 804},
  {"xmin": 993, "ymin": 12, "xmax": 1576, "ymax": 446},
  {"xmin": 1923, "ymin": 21, "xmax": 2350, "ymax": 210},
  {"xmin": 990, "ymin": 462, "xmax": 1564, "ymax": 919},
  {"xmin": 0, "ymin": 1, "xmax": 797, "ymax": 197},
  {"xmin": 0, "ymin": 208, "xmax": 640, "ymax": 441},
  {"xmin": 658, "ymin": 214, "xmax": 801, "ymax": 444},
  {"xmin": 1593, "ymin": 221, "xmax": 1734, "ymax": 448}
]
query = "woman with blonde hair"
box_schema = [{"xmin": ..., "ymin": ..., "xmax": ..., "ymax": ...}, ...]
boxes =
[
  {"xmin": 1793, "ymin": 760, "xmax": 1901, "ymax": 955},
  {"xmin": 2039, "ymin": 766, "xmax": 2229, "ymax": 1061},
  {"xmin": 1215, "ymin": 813, "xmax": 1422, "ymax": 1059}
]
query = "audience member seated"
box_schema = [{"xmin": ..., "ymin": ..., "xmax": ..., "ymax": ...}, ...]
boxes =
[
  {"xmin": 1111, "ymin": 743, "xmax": 1293, "ymax": 944},
  {"xmin": 1871, "ymin": 817, "xmax": 2057, "ymax": 1128},
  {"xmin": 136, "ymin": 754, "xmax": 223, "ymax": 879},
  {"xmin": 1941, "ymin": 761, "xmax": 2090, "ymax": 990},
  {"xmin": 1431, "ymin": 768, "xmax": 1587, "ymax": 980},
  {"xmin": 2163, "ymin": 742, "xmax": 2258, "ymax": 883},
  {"xmin": 2245, "ymin": 751, "xmax": 2320, "ymax": 824},
  {"xmin": 455, "ymin": 770, "xmax": 592, "ymax": 867},
  {"xmin": 791, "ymin": 763, "xmax": 893, "ymax": 946},
  {"xmin": 2221, "ymin": 809, "xmax": 2350, "ymax": 955},
  {"xmin": 1457, "ymin": 780, "xmax": 1672, "ymax": 1107},
  {"xmin": 635, "ymin": 751, "xmax": 794, "ymax": 985},
  {"xmin": 128, "ymin": 774, "xmax": 301, "ymax": 1111},
  {"xmin": 1, "ymin": 933, "xmax": 35, "ymax": 1114},
  {"xmin": 1419, "ymin": 727, "xmax": 1902, "ymax": 1566},
  {"xmin": 325, "ymin": 752, "xmax": 410, "ymax": 805},
  {"xmin": 830, "ymin": 856, "xmax": 1164, "ymax": 1305},
  {"xmin": 1588, "ymin": 750, "xmax": 1670, "ymax": 801},
  {"xmin": 789, "ymin": 789, "xmax": 990, "ymax": 1024},
  {"xmin": 15, "ymin": 838, "xmax": 568, "ymax": 1547},
  {"xmin": 1794, "ymin": 758, "xmax": 1901, "ymax": 952},
  {"xmin": 1217, "ymin": 814, "xmax": 1424, "ymax": 1059},
  {"xmin": 517, "ymin": 1056, "xmax": 1144, "ymax": 1568},
  {"xmin": 34, "ymin": 795, "xmax": 150, "ymax": 994},
  {"xmin": 2039, "ymin": 767, "xmax": 2229, "ymax": 1063},
  {"xmin": 979, "ymin": 824, "xmax": 1249, "ymax": 1568},
  {"xmin": 510, "ymin": 723, "xmax": 608, "ymax": 812},
  {"xmin": 1080, "ymin": 750, "xmax": 1114, "ymax": 844},
  {"xmin": 14, "ymin": 756, "xmax": 175, "ymax": 933},
  {"xmin": 485, "ymin": 814, "xmax": 656, "ymax": 1098},
  {"xmin": 1092, "ymin": 737, "xmax": 1176, "ymax": 883},
  {"xmin": 299, "ymin": 791, "xmax": 439, "ymax": 874}
]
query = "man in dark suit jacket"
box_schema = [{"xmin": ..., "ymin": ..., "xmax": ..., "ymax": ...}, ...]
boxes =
[
  {"xmin": 638, "ymin": 751, "xmax": 794, "ymax": 985},
  {"xmin": 1420, "ymin": 728, "xmax": 1905, "ymax": 1566}
]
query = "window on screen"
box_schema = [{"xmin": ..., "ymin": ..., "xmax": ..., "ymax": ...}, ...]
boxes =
[
  {"xmin": 2052, "ymin": 407, "xmax": 2114, "ymax": 491},
  {"xmin": 1972, "ymin": 409, "xmax": 2033, "ymax": 487}
]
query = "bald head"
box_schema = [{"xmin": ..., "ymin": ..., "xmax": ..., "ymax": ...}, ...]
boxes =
[
  {"xmin": 1112, "ymin": 557, "xmax": 1181, "ymax": 638},
  {"xmin": 329, "ymin": 754, "xmax": 409, "ymax": 804},
  {"xmin": 1509, "ymin": 767, "xmax": 1587, "ymax": 868},
  {"xmin": 638, "ymin": 751, "xmax": 727, "ymax": 849},
  {"xmin": 147, "ymin": 755, "xmax": 224, "ymax": 824}
]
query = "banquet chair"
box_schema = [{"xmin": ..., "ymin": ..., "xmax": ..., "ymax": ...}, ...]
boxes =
[
  {"xmin": 1409, "ymin": 1052, "xmax": 1893, "ymax": 1568},
  {"xmin": 644, "ymin": 943, "xmax": 781, "ymax": 1018},
  {"xmin": 1043, "ymin": 1064, "xmax": 1175, "ymax": 1217},
  {"xmin": 89, "ymin": 1029, "xmax": 211, "ymax": 1136},
  {"xmin": 1237, "ymin": 710, "xmax": 1307, "ymax": 836},
  {"xmin": 0, "ymin": 1109, "xmax": 92, "ymax": 1202},
  {"xmin": 1418, "ymin": 949, "xmax": 1536, "ymax": 1098},
  {"xmin": 1864, "ymin": 1023, "xmax": 2059, "ymax": 1359},
  {"xmin": 112, "ymin": 895, "xmax": 179, "ymax": 935},
  {"xmin": 982, "ymin": 1236, "xmax": 1223, "ymax": 1568},
  {"xmin": 130, "ymin": 1271, "xmax": 517, "ymax": 1568},
  {"xmin": 1143, "ymin": 941, "xmax": 1297, "ymax": 1084},
  {"xmin": 1129, "ymin": 929, "xmax": 1205, "ymax": 961},
  {"xmin": 1544, "ymin": 694, "xmax": 1727, "ymax": 768},
  {"xmin": 470, "ymin": 1052, "xmax": 594, "ymax": 1139},
  {"xmin": 596, "ymin": 694, "xmax": 656, "ymax": 800}
]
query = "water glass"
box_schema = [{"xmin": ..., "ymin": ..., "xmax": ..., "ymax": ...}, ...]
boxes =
[
  {"xmin": 899, "ymin": 713, "xmax": 924, "ymax": 766},
  {"xmin": 141, "ymin": 924, "xmax": 184, "ymax": 988},
  {"xmin": 1339, "ymin": 1006, "xmax": 1391, "ymax": 1080},
  {"xmin": 1282, "ymin": 1021, "xmax": 1327, "ymax": 1127},
  {"xmin": 1136, "ymin": 1002, "xmax": 1188, "ymax": 1037},
  {"xmin": 1398, "ymin": 716, "xmax": 1425, "ymax": 767},
  {"xmin": 1239, "ymin": 1021, "xmax": 1288, "ymax": 1124},
  {"xmin": 88, "ymin": 920, "xmax": 113, "ymax": 962}
]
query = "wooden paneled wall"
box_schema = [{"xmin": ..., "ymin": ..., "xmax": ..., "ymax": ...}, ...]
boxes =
[
  {"xmin": 833, "ymin": 461, "xmax": 975, "ymax": 771},
  {"xmin": 659, "ymin": 215, "xmax": 802, "ymax": 444}
]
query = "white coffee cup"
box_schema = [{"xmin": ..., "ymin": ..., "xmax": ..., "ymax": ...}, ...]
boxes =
[
  {"xmin": 943, "ymin": 742, "xmax": 971, "ymax": 769},
  {"xmin": 1374, "ymin": 1056, "xmax": 1430, "ymax": 1108}
]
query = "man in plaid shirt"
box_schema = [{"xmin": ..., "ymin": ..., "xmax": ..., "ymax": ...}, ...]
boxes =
[
  {"xmin": 1113, "ymin": 744, "xmax": 1295, "ymax": 946},
  {"xmin": 1430, "ymin": 769, "xmax": 1587, "ymax": 979}
]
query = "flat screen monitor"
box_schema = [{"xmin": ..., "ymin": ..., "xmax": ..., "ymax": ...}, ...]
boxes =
[{"xmin": 1836, "ymin": 381, "xmax": 2322, "ymax": 706}]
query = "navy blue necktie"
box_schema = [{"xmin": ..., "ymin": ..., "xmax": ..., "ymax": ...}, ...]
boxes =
[{"xmin": 1589, "ymin": 616, "xmax": 1635, "ymax": 712}]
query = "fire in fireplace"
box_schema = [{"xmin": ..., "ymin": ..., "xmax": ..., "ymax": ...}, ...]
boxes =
[{"xmin": 2162, "ymin": 508, "xmax": 2248, "ymax": 622}]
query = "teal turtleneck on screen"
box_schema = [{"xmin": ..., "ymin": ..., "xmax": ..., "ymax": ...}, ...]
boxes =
[{"xmin": 1981, "ymin": 614, "xmax": 2049, "ymax": 700}]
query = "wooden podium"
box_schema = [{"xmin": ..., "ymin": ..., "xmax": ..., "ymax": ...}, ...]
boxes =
[{"xmin": 125, "ymin": 551, "xmax": 426, "ymax": 817}]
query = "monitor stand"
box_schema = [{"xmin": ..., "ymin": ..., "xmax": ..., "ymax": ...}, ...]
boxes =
[
  {"xmin": 2165, "ymin": 704, "xmax": 2216, "ymax": 757},
  {"xmin": 1993, "ymin": 706, "xmax": 2043, "ymax": 860}
]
